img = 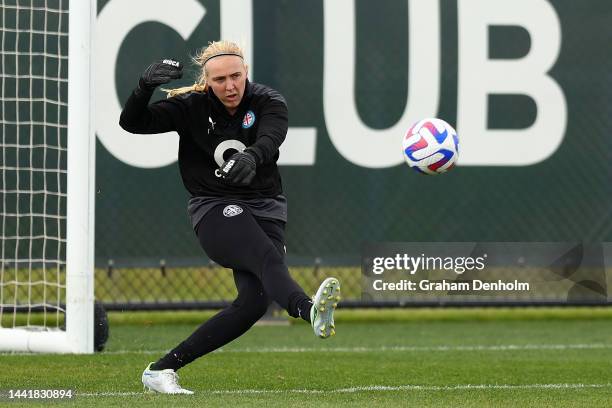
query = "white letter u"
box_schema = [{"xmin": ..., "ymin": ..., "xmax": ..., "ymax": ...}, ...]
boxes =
[{"xmin": 323, "ymin": 0, "xmax": 441, "ymax": 168}]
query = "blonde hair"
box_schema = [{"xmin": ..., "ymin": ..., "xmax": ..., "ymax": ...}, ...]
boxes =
[{"xmin": 164, "ymin": 40, "xmax": 246, "ymax": 98}]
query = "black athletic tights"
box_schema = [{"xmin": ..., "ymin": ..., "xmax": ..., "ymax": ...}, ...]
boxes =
[{"xmin": 152, "ymin": 204, "xmax": 313, "ymax": 371}]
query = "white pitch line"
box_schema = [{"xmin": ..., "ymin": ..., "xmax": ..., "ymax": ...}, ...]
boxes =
[
  {"xmin": 97, "ymin": 343, "xmax": 612, "ymax": 355},
  {"xmin": 1, "ymin": 343, "xmax": 609, "ymax": 356},
  {"xmin": 75, "ymin": 383, "xmax": 612, "ymax": 397}
]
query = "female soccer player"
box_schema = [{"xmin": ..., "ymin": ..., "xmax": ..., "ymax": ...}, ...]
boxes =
[{"xmin": 119, "ymin": 41, "xmax": 340, "ymax": 394}]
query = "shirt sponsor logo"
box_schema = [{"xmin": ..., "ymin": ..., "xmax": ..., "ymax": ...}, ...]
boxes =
[
  {"xmin": 242, "ymin": 110, "xmax": 256, "ymax": 128},
  {"xmin": 223, "ymin": 205, "xmax": 243, "ymax": 217}
]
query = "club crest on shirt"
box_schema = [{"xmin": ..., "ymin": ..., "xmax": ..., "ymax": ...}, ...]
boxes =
[
  {"xmin": 223, "ymin": 205, "xmax": 243, "ymax": 217},
  {"xmin": 242, "ymin": 111, "xmax": 256, "ymax": 129}
]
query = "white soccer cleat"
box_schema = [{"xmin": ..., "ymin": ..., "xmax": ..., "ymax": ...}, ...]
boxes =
[
  {"xmin": 311, "ymin": 277, "xmax": 341, "ymax": 339},
  {"xmin": 142, "ymin": 362, "xmax": 194, "ymax": 395}
]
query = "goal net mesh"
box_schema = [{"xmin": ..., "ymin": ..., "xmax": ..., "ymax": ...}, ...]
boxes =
[{"xmin": 0, "ymin": 0, "xmax": 68, "ymax": 330}]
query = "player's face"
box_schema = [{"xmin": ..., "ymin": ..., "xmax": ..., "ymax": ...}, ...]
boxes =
[{"xmin": 205, "ymin": 55, "xmax": 248, "ymax": 115}]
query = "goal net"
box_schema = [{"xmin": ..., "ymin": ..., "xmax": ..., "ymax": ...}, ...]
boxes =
[{"xmin": 0, "ymin": 0, "xmax": 95, "ymax": 353}]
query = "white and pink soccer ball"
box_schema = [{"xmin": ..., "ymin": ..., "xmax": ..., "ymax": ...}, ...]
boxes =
[{"xmin": 402, "ymin": 118, "xmax": 459, "ymax": 175}]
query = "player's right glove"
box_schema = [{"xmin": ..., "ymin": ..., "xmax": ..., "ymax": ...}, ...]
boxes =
[
  {"xmin": 220, "ymin": 150, "xmax": 257, "ymax": 186},
  {"xmin": 137, "ymin": 59, "xmax": 183, "ymax": 93}
]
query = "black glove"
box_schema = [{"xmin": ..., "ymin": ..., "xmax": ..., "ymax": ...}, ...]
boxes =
[
  {"xmin": 137, "ymin": 59, "xmax": 183, "ymax": 92},
  {"xmin": 220, "ymin": 150, "xmax": 257, "ymax": 185}
]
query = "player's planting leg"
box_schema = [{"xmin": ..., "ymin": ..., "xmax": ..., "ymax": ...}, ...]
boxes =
[
  {"xmin": 311, "ymin": 277, "xmax": 341, "ymax": 339},
  {"xmin": 147, "ymin": 270, "xmax": 269, "ymax": 376}
]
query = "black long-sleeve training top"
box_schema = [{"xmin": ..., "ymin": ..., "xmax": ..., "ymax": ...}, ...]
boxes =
[{"xmin": 119, "ymin": 80, "xmax": 287, "ymax": 199}]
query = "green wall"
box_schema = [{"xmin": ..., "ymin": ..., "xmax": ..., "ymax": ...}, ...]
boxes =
[{"xmin": 94, "ymin": 0, "xmax": 612, "ymax": 265}]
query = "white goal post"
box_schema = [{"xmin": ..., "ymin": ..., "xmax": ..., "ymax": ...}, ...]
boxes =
[{"xmin": 0, "ymin": 0, "xmax": 96, "ymax": 353}]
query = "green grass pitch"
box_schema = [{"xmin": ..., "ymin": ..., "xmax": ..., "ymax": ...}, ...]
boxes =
[{"xmin": 1, "ymin": 308, "xmax": 611, "ymax": 407}]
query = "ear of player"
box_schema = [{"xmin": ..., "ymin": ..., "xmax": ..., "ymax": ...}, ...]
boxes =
[
  {"xmin": 220, "ymin": 150, "xmax": 257, "ymax": 185},
  {"xmin": 138, "ymin": 59, "xmax": 183, "ymax": 92}
]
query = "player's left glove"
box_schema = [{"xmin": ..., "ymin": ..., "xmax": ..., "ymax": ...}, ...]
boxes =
[
  {"xmin": 220, "ymin": 150, "xmax": 257, "ymax": 185},
  {"xmin": 137, "ymin": 59, "xmax": 183, "ymax": 93}
]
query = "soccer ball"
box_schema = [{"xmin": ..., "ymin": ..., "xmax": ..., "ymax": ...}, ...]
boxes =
[{"xmin": 402, "ymin": 118, "xmax": 459, "ymax": 175}]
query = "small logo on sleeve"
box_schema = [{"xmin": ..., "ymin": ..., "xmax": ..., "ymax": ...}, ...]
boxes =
[{"xmin": 242, "ymin": 111, "xmax": 256, "ymax": 128}]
